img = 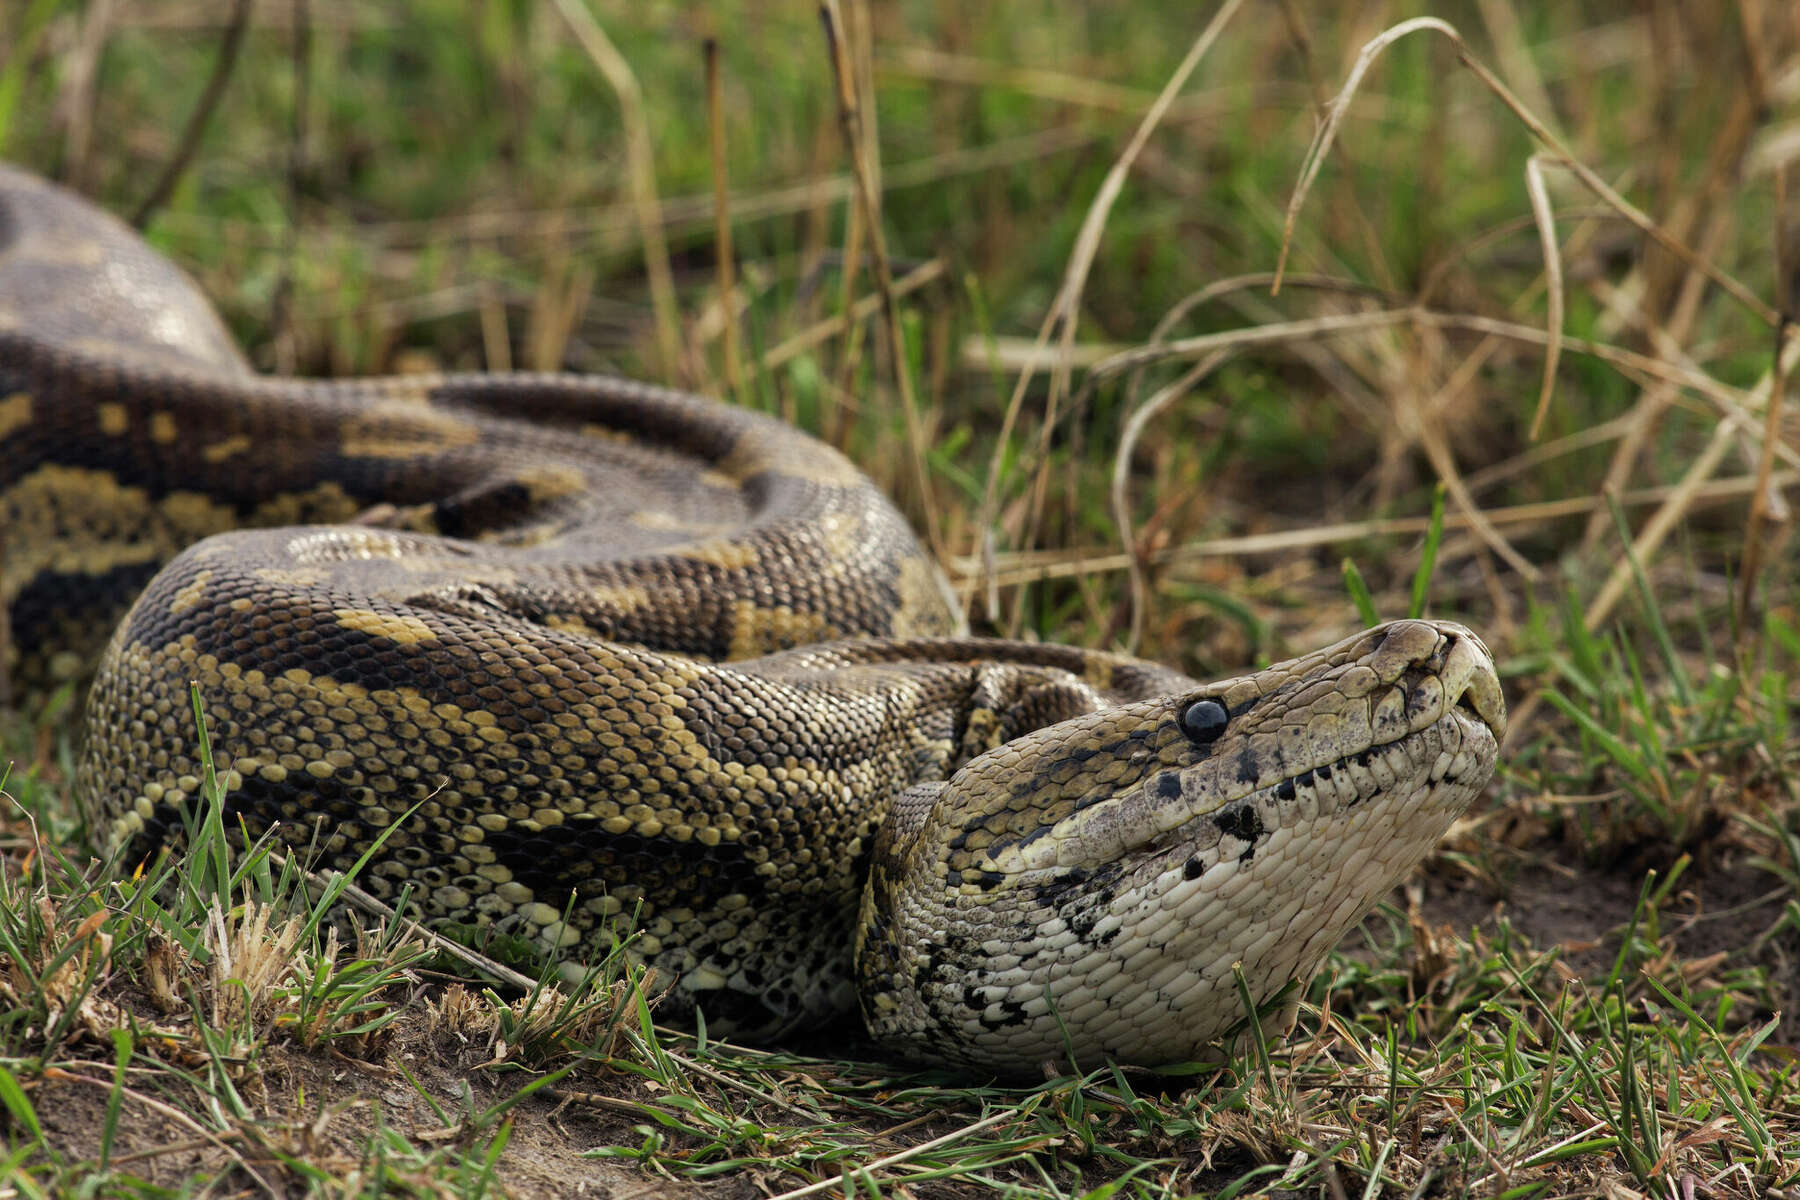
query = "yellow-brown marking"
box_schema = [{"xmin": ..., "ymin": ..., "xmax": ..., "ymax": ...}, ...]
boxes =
[
  {"xmin": 340, "ymin": 403, "xmax": 480, "ymax": 459},
  {"xmin": 333, "ymin": 609, "xmax": 438, "ymax": 646},
  {"xmin": 0, "ymin": 391, "xmax": 30, "ymax": 441},
  {"xmin": 168, "ymin": 570, "xmax": 214, "ymax": 615},
  {"xmin": 202, "ymin": 435, "xmax": 253, "ymax": 462}
]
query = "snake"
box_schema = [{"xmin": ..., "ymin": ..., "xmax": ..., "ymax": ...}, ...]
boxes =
[{"xmin": 0, "ymin": 163, "xmax": 1505, "ymax": 1074}]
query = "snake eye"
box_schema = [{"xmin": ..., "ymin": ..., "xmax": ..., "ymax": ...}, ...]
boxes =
[{"xmin": 1179, "ymin": 698, "xmax": 1228, "ymax": 745}]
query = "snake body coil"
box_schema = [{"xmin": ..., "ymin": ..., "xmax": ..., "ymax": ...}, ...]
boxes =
[{"xmin": 0, "ymin": 165, "xmax": 1505, "ymax": 1073}]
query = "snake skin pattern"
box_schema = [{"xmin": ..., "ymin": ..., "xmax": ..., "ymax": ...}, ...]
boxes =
[{"xmin": 0, "ymin": 164, "xmax": 1505, "ymax": 1073}]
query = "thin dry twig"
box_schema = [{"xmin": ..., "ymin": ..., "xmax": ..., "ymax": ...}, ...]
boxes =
[
  {"xmin": 820, "ymin": 0, "xmax": 941, "ymax": 553},
  {"xmin": 551, "ymin": 0, "xmax": 682, "ymax": 380},
  {"xmin": 130, "ymin": 0, "xmax": 252, "ymax": 229},
  {"xmin": 705, "ymin": 38, "xmax": 744, "ymax": 398},
  {"xmin": 1089, "ymin": 310, "xmax": 1416, "ymax": 382},
  {"xmin": 1409, "ymin": 342, "xmax": 1541, "ymax": 580}
]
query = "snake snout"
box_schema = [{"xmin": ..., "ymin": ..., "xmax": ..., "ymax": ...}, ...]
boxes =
[{"xmin": 1424, "ymin": 622, "xmax": 1507, "ymax": 744}]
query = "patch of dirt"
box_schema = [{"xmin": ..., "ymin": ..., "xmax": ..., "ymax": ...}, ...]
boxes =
[
  {"xmin": 1408, "ymin": 832, "xmax": 1800, "ymax": 1043},
  {"xmin": 25, "ymin": 981, "xmax": 703, "ymax": 1197}
]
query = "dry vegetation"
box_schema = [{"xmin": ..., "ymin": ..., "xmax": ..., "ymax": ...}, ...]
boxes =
[{"xmin": 1, "ymin": 1, "xmax": 1798, "ymax": 1197}]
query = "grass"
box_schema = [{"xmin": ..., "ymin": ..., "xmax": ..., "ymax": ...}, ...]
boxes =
[{"xmin": 3, "ymin": 0, "xmax": 1800, "ymax": 1195}]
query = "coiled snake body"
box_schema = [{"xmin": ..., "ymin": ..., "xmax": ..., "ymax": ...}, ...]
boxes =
[{"xmin": 0, "ymin": 165, "xmax": 1504, "ymax": 1073}]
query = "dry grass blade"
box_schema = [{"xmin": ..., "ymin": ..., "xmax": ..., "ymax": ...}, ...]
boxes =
[
  {"xmin": 1090, "ymin": 309, "xmax": 1415, "ymax": 381},
  {"xmin": 478, "ymin": 284, "xmax": 511, "ymax": 372},
  {"xmin": 955, "ymin": 467, "xmax": 1797, "ymax": 589},
  {"xmin": 974, "ymin": 0, "xmax": 1249, "ymax": 617},
  {"xmin": 1523, "ymin": 155, "xmax": 1565, "ymax": 440},
  {"xmin": 1736, "ymin": 158, "xmax": 1794, "ymax": 624},
  {"xmin": 1412, "ymin": 341, "xmax": 1541, "ymax": 580},
  {"xmin": 1274, "ymin": 16, "xmax": 1777, "ymax": 330},
  {"xmin": 269, "ymin": 0, "xmax": 310, "ymax": 377},
  {"xmin": 1577, "ymin": 208, "xmax": 1741, "ymax": 554},
  {"xmin": 705, "ymin": 38, "xmax": 744, "ymax": 398},
  {"xmin": 291, "ymin": 855, "xmax": 539, "ymax": 993},
  {"xmin": 1584, "ymin": 327, "xmax": 1800, "ymax": 631},
  {"xmin": 1463, "ymin": 412, "xmax": 1637, "ymax": 494},
  {"xmin": 1112, "ymin": 349, "xmax": 1236, "ymax": 652},
  {"xmin": 551, "ymin": 0, "xmax": 682, "ymax": 381},
  {"xmin": 1472, "ymin": 0, "xmax": 1563, "ymax": 143},
  {"xmin": 819, "ymin": 0, "xmax": 940, "ymax": 552},
  {"xmin": 1407, "ymin": 312, "xmax": 1800, "ymax": 472},
  {"xmin": 1735, "ymin": 319, "xmax": 1793, "ymax": 625}
]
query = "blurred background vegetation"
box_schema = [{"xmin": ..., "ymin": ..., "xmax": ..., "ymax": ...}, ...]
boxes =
[{"xmin": 10, "ymin": 0, "xmax": 1790, "ymax": 682}]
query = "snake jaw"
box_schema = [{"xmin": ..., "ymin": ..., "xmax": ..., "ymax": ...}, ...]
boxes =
[{"xmin": 858, "ymin": 619, "xmax": 1504, "ymax": 1073}]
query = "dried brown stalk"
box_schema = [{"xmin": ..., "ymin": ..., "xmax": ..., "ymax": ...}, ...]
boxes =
[
  {"xmin": 551, "ymin": 0, "xmax": 682, "ymax": 380},
  {"xmin": 705, "ymin": 39, "xmax": 744, "ymax": 398},
  {"xmin": 130, "ymin": 0, "xmax": 252, "ymax": 229},
  {"xmin": 819, "ymin": 0, "xmax": 940, "ymax": 552}
]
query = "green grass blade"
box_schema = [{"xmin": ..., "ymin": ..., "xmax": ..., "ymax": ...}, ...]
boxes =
[
  {"xmin": 1342, "ymin": 558, "xmax": 1379, "ymax": 626},
  {"xmin": 1407, "ymin": 482, "xmax": 1446, "ymax": 619}
]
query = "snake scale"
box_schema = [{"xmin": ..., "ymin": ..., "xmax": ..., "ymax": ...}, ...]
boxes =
[{"xmin": 0, "ymin": 164, "xmax": 1504, "ymax": 1073}]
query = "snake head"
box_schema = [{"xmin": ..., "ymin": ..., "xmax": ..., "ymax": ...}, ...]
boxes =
[{"xmin": 856, "ymin": 619, "xmax": 1504, "ymax": 1075}]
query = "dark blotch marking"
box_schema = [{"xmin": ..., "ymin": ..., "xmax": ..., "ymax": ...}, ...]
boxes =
[
  {"xmin": 979, "ymin": 996, "xmax": 1030, "ymax": 1031},
  {"xmin": 1212, "ymin": 803, "xmax": 1264, "ymax": 863},
  {"xmin": 1030, "ymin": 866, "xmax": 1091, "ymax": 905},
  {"xmin": 1154, "ymin": 773, "xmax": 1182, "ymax": 801}
]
